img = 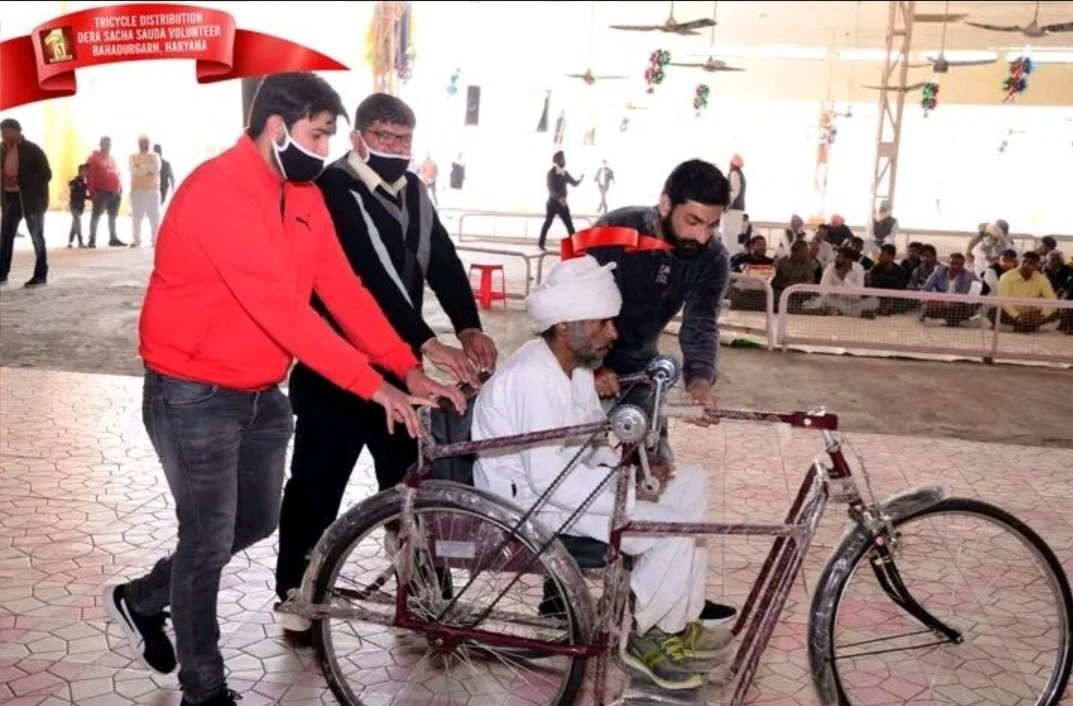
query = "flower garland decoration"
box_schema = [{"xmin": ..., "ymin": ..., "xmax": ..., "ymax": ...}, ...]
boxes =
[
  {"xmin": 693, "ymin": 84, "xmax": 710, "ymax": 115},
  {"xmin": 644, "ymin": 49, "xmax": 671, "ymax": 93},
  {"xmin": 1003, "ymin": 56, "xmax": 1034, "ymax": 103},
  {"xmin": 447, "ymin": 68, "xmax": 460, "ymax": 96},
  {"xmin": 921, "ymin": 82, "xmax": 939, "ymax": 116}
]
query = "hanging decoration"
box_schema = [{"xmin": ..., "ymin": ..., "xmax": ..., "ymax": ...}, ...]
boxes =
[
  {"xmin": 644, "ymin": 49, "xmax": 671, "ymax": 93},
  {"xmin": 366, "ymin": 0, "xmax": 416, "ymax": 94},
  {"xmin": 447, "ymin": 68, "xmax": 461, "ymax": 96},
  {"xmin": 693, "ymin": 84, "xmax": 710, "ymax": 115},
  {"xmin": 620, "ymin": 116, "xmax": 631, "ymax": 132},
  {"xmin": 1002, "ymin": 56, "xmax": 1034, "ymax": 103},
  {"xmin": 921, "ymin": 82, "xmax": 939, "ymax": 116},
  {"xmin": 394, "ymin": 1, "xmax": 415, "ymax": 83}
]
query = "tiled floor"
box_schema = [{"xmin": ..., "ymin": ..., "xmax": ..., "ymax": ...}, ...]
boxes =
[{"xmin": 1, "ymin": 366, "xmax": 1071, "ymax": 705}]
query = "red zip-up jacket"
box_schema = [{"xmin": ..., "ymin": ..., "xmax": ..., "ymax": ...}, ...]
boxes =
[{"xmin": 139, "ymin": 135, "xmax": 419, "ymax": 399}]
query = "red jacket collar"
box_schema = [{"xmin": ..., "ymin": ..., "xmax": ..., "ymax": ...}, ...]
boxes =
[{"xmin": 234, "ymin": 133, "xmax": 285, "ymax": 190}]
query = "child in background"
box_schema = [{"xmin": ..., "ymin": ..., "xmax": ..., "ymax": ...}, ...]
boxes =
[{"xmin": 68, "ymin": 164, "xmax": 89, "ymax": 248}]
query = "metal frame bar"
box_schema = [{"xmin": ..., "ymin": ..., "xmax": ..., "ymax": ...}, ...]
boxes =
[{"xmin": 868, "ymin": 1, "xmax": 916, "ymax": 234}]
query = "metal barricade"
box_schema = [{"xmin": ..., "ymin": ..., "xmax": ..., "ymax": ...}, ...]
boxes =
[
  {"xmin": 456, "ymin": 210, "xmax": 597, "ymax": 245},
  {"xmin": 775, "ymin": 284, "xmax": 1073, "ymax": 365}
]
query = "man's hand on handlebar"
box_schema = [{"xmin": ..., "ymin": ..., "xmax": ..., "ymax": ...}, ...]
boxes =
[
  {"xmin": 594, "ymin": 367, "xmax": 621, "ymax": 399},
  {"xmin": 404, "ymin": 367, "xmax": 467, "ymax": 415},
  {"xmin": 684, "ymin": 379, "xmax": 720, "ymax": 427},
  {"xmin": 371, "ymin": 378, "xmax": 436, "ymax": 439}
]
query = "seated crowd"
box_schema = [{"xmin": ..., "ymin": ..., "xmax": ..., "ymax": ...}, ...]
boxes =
[{"xmin": 727, "ymin": 216, "xmax": 1072, "ymax": 335}]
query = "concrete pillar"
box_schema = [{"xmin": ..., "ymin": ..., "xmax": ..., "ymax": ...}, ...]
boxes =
[{"xmin": 241, "ymin": 77, "xmax": 265, "ymax": 128}]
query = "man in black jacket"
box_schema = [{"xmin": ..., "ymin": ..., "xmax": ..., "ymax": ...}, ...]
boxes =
[
  {"xmin": 1, "ymin": 119, "xmax": 52, "ymax": 287},
  {"xmin": 537, "ymin": 150, "xmax": 583, "ymax": 250},
  {"xmin": 585, "ymin": 159, "xmax": 730, "ymax": 426},
  {"xmin": 274, "ymin": 94, "xmax": 499, "ymax": 640}
]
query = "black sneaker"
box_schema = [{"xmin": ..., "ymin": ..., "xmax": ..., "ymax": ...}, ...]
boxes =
[
  {"xmin": 700, "ymin": 600, "xmax": 737, "ymax": 627},
  {"xmin": 108, "ymin": 239, "xmax": 127, "ymax": 247},
  {"xmin": 23, "ymin": 277, "xmax": 47, "ymax": 288},
  {"xmin": 180, "ymin": 687, "xmax": 241, "ymax": 706},
  {"xmin": 104, "ymin": 583, "xmax": 177, "ymax": 674}
]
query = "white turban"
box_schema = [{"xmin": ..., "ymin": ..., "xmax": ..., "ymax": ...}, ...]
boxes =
[{"xmin": 527, "ymin": 256, "xmax": 621, "ymax": 331}]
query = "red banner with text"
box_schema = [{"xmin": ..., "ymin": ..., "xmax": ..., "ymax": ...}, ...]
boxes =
[{"xmin": 0, "ymin": 3, "xmax": 348, "ymax": 110}]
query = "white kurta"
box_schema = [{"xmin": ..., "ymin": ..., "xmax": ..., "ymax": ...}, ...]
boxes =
[{"xmin": 472, "ymin": 339, "xmax": 709, "ymax": 634}]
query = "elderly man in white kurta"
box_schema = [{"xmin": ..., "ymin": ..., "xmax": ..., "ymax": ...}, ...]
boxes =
[
  {"xmin": 471, "ymin": 256, "xmax": 731, "ymax": 692},
  {"xmin": 128, "ymin": 135, "xmax": 161, "ymax": 247}
]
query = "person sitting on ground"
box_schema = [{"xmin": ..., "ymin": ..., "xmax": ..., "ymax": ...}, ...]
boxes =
[
  {"xmin": 803, "ymin": 246, "xmax": 879, "ymax": 317},
  {"xmin": 810, "ymin": 225, "xmax": 835, "ymax": 269},
  {"xmin": 730, "ymin": 234, "xmax": 773, "ymax": 273},
  {"xmin": 826, "ymin": 214, "xmax": 854, "ymax": 249},
  {"xmin": 1037, "ymin": 236, "xmax": 1058, "ymax": 259},
  {"xmin": 920, "ymin": 253, "xmax": 978, "ymax": 326},
  {"xmin": 993, "ymin": 251, "xmax": 1058, "ymax": 333},
  {"xmin": 908, "ymin": 244, "xmax": 938, "ymax": 291},
  {"xmin": 472, "ymin": 256, "xmax": 732, "ymax": 692},
  {"xmin": 778, "ymin": 214, "xmax": 807, "ymax": 259},
  {"xmin": 1043, "ymin": 250, "xmax": 1073, "ymax": 298},
  {"xmin": 849, "ymin": 236, "xmax": 874, "ymax": 271},
  {"xmin": 982, "ymin": 248, "xmax": 1019, "ymax": 295},
  {"xmin": 865, "ymin": 243, "xmax": 911, "ymax": 315},
  {"xmin": 970, "ymin": 222, "xmax": 1016, "ymax": 279},
  {"xmin": 771, "ymin": 239, "xmax": 818, "ymax": 312},
  {"xmin": 900, "ymin": 242, "xmax": 923, "ymax": 277}
]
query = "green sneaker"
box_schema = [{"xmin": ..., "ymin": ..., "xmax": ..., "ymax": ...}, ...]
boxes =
[
  {"xmin": 673, "ymin": 621, "xmax": 733, "ymax": 660},
  {"xmin": 622, "ymin": 633, "xmax": 704, "ymax": 691}
]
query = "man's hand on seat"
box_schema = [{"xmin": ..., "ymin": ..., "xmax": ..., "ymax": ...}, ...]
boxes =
[
  {"xmin": 594, "ymin": 367, "xmax": 621, "ymax": 398},
  {"xmin": 458, "ymin": 328, "xmax": 499, "ymax": 373},
  {"xmin": 684, "ymin": 379, "xmax": 720, "ymax": 427}
]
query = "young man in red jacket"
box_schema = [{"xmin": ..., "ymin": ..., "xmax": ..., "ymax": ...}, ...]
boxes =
[{"xmin": 102, "ymin": 73, "xmax": 463, "ymax": 706}]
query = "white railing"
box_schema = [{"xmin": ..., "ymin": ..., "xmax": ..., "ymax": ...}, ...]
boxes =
[
  {"xmin": 775, "ymin": 285, "xmax": 1073, "ymax": 365},
  {"xmin": 453, "ymin": 210, "xmax": 598, "ymax": 244}
]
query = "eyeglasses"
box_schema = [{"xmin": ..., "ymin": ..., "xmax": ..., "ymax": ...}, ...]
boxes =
[{"xmin": 362, "ymin": 129, "xmax": 414, "ymax": 148}]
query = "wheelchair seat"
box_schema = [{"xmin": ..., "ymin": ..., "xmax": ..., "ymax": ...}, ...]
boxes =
[{"xmin": 426, "ymin": 403, "xmax": 611, "ymax": 570}]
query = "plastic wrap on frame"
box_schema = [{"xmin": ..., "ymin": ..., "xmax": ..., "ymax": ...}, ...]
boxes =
[
  {"xmin": 807, "ymin": 484, "xmax": 946, "ymax": 703},
  {"xmin": 303, "ymin": 480, "xmax": 599, "ymax": 641}
]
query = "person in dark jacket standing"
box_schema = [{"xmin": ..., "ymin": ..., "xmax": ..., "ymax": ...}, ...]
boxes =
[
  {"xmin": 154, "ymin": 144, "xmax": 176, "ymax": 204},
  {"xmin": 586, "ymin": 159, "xmax": 730, "ymax": 423},
  {"xmin": 1, "ymin": 118, "xmax": 52, "ymax": 287},
  {"xmin": 67, "ymin": 164, "xmax": 89, "ymax": 248},
  {"xmin": 274, "ymin": 93, "xmax": 500, "ymax": 642},
  {"xmin": 100, "ymin": 73, "xmax": 462, "ymax": 706},
  {"xmin": 537, "ymin": 150, "xmax": 583, "ymax": 250}
]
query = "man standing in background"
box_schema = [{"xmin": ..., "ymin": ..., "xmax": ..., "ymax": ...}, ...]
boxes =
[
  {"xmin": 88, "ymin": 136, "xmax": 125, "ymax": 247},
  {"xmin": 0, "ymin": 118, "xmax": 51, "ymax": 287},
  {"xmin": 595, "ymin": 159, "xmax": 615, "ymax": 215},
  {"xmin": 154, "ymin": 144, "xmax": 176, "ymax": 205},
  {"xmin": 130, "ymin": 135, "xmax": 162, "ymax": 247},
  {"xmin": 419, "ymin": 152, "xmax": 439, "ymax": 207},
  {"xmin": 721, "ymin": 153, "xmax": 746, "ymax": 255},
  {"xmin": 537, "ymin": 150, "xmax": 583, "ymax": 250}
]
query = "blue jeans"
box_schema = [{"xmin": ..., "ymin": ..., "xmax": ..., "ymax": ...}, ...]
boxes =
[
  {"xmin": 126, "ymin": 369, "xmax": 294, "ymax": 703},
  {"xmin": 0, "ymin": 194, "xmax": 47, "ymax": 281}
]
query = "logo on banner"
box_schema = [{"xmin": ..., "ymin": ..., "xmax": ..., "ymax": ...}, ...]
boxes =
[
  {"xmin": 40, "ymin": 27, "xmax": 76, "ymax": 64},
  {"xmin": 1, "ymin": 3, "xmax": 349, "ymax": 110}
]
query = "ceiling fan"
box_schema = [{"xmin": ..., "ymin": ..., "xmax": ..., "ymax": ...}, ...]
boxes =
[
  {"xmin": 610, "ymin": 0, "xmax": 716, "ymax": 36},
  {"xmin": 965, "ymin": 0, "xmax": 1073, "ymax": 37},
  {"xmin": 669, "ymin": 3, "xmax": 746, "ymax": 72},
  {"xmin": 912, "ymin": 1, "xmax": 998, "ymax": 73},
  {"xmin": 566, "ymin": 3, "xmax": 629, "ymax": 85}
]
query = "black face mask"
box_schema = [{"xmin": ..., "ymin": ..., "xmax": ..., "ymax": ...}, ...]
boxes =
[
  {"xmin": 661, "ymin": 213, "xmax": 705, "ymax": 260},
  {"xmin": 272, "ymin": 130, "xmax": 325, "ymax": 183},
  {"xmin": 366, "ymin": 150, "xmax": 410, "ymax": 183}
]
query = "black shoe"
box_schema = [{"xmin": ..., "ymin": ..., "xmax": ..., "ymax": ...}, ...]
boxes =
[
  {"xmin": 104, "ymin": 583, "xmax": 177, "ymax": 674},
  {"xmin": 23, "ymin": 277, "xmax": 47, "ymax": 288},
  {"xmin": 699, "ymin": 600, "xmax": 737, "ymax": 627},
  {"xmin": 87, "ymin": 241, "xmax": 97, "ymax": 248},
  {"xmin": 180, "ymin": 687, "xmax": 241, "ymax": 706},
  {"xmin": 108, "ymin": 239, "xmax": 127, "ymax": 247}
]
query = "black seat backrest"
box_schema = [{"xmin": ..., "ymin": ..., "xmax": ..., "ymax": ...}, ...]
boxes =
[{"xmin": 425, "ymin": 399, "xmax": 477, "ymax": 486}]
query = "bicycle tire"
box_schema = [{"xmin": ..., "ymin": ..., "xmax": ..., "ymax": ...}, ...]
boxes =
[
  {"xmin": 308, "ymin": 486, "xmax": 591, "ymax": 706},
  {"xmin": 811, "ymin": 497, "xmax": 1072, "ymax": 706}
]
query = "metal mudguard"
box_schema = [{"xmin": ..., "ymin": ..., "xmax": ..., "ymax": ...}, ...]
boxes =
[
  {"xmin": 808, "ymin": 484, "xmax": 946, "ymax": 704},
  {"xmin": 298, "ymin": 480, "xmax": 598, "ymax": 641}
]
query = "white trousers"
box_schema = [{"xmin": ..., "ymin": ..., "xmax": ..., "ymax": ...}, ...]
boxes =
[
  {"xmin": 130, "ymin": 189, "xmax": 161, "ymax": 245},
  {"xmin": 621, "ymin": 465, "xmax": 709, "ymax": 635}
]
